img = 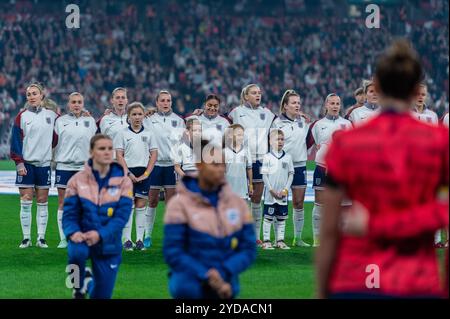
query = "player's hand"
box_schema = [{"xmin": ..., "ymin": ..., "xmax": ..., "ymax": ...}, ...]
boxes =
[
  {"xmin": 217, "ymin": 282, "xmax": 232, "ymax": 299},
  {"xmin": 192, "ymin": 108, "xmax": 203, "ymax": 116},
  {"xmin": 70, "ymin": 231, "xmax": 85, "ymax": 243},
  {"xmin": 206, "ymin": 268, "xmax": 225, "ymax": 290},
  {"xmin": 248, "ymin": 184, "xmax": 253, "ymax": 196},
  {"xmin": 17, "ymin": 163, "xmax": 27, "ymax": 176},
  {"xmin": 81, "ymin": 110, "xmax": 91, "ymax": 117},
  {"xmin": 269, "ymin": 189, "xmax": 281, "ymax": 200},
  {"xmin": 104, "ymin": 108, "xmax": 111, "ymax": 115},
  {"xmin": 341, "ymin": 201, "xmax": 369, "ymax": 236},
  {"xmin": 300, "ymin": 112, "xmax": 311, "ymax": 124},
  {"xmin": 145, "ymin": 107, "xmax": 157, "ymax": 117},
  {"xmin": 84, "ymin": 230, "xmax": 100, "ymax": 246},
  {"xmin": 128, "ymin": 173, "xmax": 137, "ymax": 183}
]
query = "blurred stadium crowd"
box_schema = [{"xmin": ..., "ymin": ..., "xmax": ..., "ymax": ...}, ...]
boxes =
[{"xmin": 0, "ymin": 0, "xmax": 448, "ymax": 158}]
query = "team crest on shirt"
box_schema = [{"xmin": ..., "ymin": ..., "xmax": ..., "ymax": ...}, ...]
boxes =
[
  {"xmin": 216, "ymin": 124, "xmax": 222, "ymax": 131},
  {"xmin": 427, "ymin": 117, "xmax": 431, "ymax": 123},
  {"xmin": 46, "ymin": 117, "xmax": 51, "ymax": 124},
  {"xmin": 141, "ymin": 136, "xmax": 148, "ymax": 143},
  {"xmin": 297, "ymin": 121, "xmax": 303, "ymax": 128},
  {"xmin": 260, "ymin": 113, "xmax": 266, "ymax": 121},
  {"xmin": 282, "ymin": 162, "xmax": 287, "ymax": 169},
  {"xmin": 84, "ymin": 121, "xmax": 90, "ymax": 128},
  {"xmin": 226, "ymin": 209, "xmax": 240, "ymax": 226},
  {"xmin": 340, "ymin": 124, "xmax": 346, "ymax": 129},
  {"xmin": 172, "ymin": 120, "xmax": 178, "ymax": 127},
  {"xmin": 108, "ymin": 186, "xmax": 119, "ymax": 196}
]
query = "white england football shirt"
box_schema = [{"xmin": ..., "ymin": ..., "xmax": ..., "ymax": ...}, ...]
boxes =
[
  {"xmin": 308, "ymin": 115, "xmax": 352, "ymax": 168},
  {"xmin": 143, "ymin": 111, "xmax": 185, "ymax": 167},
  {"xmin": 54, "ymin": 114, "xmax": 97, "ymax": 170},
  {"xmin": 174, "ymin": 142, "xmax": 197, "ymax": 173},
  {"xmin": 185, "ymin": 113, "xmax": 230, "ymax": 144},
  {"xmin": 347, "ymin": 103, "xmax": 380, "ymax": 126},
  {"xmin": 224, "ymin": 145, "xmax": 252, "ymax": 199},
  {"xmin": 228, "ymin": 104, "xmax": 276, "ymax": 161},
  {"xmin": 272, "ymin": 114, "xmax": 309, "ymax": 167},
  {"xmin": 114, "ymin": 126, "xmax": 157, "ymax": 168},
  {"xmin": 411, "ymin": 108, "xmax": 439, "ymax": 125},
  {"xmin": 261, "ymin": 150, "xmax": 294, "ymax": 206}
]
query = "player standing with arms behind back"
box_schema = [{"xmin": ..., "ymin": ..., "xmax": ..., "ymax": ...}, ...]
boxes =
[
  {"xmin": 10, "ymin": 83, "xmax": 58, "ymax": 248},
  {"xmin": 53, "ymin": 92, "xmax": 97, "ymax": 248},
  {"xmin": 317, "ymin": 40, "xmax": 449, "ymax": 299},
  {"xmin": 272, "ymin": 89, "xmax": 310, "ymax": 247},
  {"xmin": 228, "ymin": 84, "xmax": 276, "ymax": 246},
  {"xmin": 307, "ymin": 94, "xmax": 352, "ymax": 247}
]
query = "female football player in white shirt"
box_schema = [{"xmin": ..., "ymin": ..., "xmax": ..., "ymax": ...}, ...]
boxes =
[
  {"xmin": 307, "ymin": 94, "xmax": 352, "ymax": 246},
  {"xmin": 174, "ymin": 118, "xmax": 202, "ymax": 178},
  {"xmin": 115, "ymin": 102, "xmax": 158, "ymax": 251},
  {"xmin": 412, "ymin": 83, "xmax": 439, "ymax": 124},
  {"xmin": 228, "ymin": 84, "xmax": 276, "ymax": 246},
  {"xmin": 185, "ymin": 94, "xmax": 230, "ymax": 145},
  {"xmin": 143, "ymin": 90, "xmax": 185, "ymax": 248},
  {"xmin": 272, "ymin": 90, "xmax": 310, "ymax": 247},
  {"xmin": 224, "ymin": 124, "xmax": 253, "ymax": 201},
  {"xmin": 98, "ymin": 87, "xmax": 129, "ymax": 142},
  {"xmin": 10, "ymin": 83, "xmax": 58, "ymax": 248},
  {"xmin": 53, "ymin": 92, "xmax": 97, "ymax": 248}
]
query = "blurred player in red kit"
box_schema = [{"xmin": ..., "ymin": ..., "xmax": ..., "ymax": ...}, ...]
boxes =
[{"xmin": 316, "ymin": 40, "xmax": 449, "ymax": 299}]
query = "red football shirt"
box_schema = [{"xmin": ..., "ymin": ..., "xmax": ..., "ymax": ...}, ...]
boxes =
[{"xmin": 325, "ymin": 111, "xmax": 449, "ymax": 297}]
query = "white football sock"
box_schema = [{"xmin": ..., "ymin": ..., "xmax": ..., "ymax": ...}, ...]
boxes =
[
  {"xmin": 312, "ymin": 203, "xmax": 322, "ymax": 241},
  {"xmin": 435, "ymin": 230, "xmax": 442, "ymax": 244},
  {"xmin": 20, "ymin": 200, "xmax": 32, "ymax": 239},
  {"xmin": 145, "ymin": 207, "xmax": 157, "ymax": 238},
  {"xmin": 263, "ymin": 218, "xmax": 272, "ymax": 242},
  {"xmin": 251, "ymin": 202, "xmax": 262, "ymax": 241},
  {"xmin": 57, "ymin": 209, "xmax": 65, "ymax": 241},
  {"xmin": 123, "ymin": 209, "xmax": 134, "ymax": 242},
  {"xmin": 273, "ymin": 218, "xmax": 278, "ymax": 242},
  {"xmin": 276, "ymin": 218, "xmax": 286, "ymax": 242},
  {"xmin": 293, "ymin": 208, "xmax": 305, "ymax": 239},
  {"xmin": 37, "ymin": 202, "xmax": 48, "ymax": 240},
  {"xmin": 135, "ymin": 207, "xmax": 146, "ymax": 242}
]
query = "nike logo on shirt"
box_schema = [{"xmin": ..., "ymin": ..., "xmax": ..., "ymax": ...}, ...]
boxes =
[
  {"xmin": 321, "ymin": 127, "xmax": 327, "ymax": 130},
  {"xmin": 63, "ymin": 124, "xmax": 69, "ymax": 127},
  {"xmin": 126, "ymin": 138, "xmax": 132, "ymax": 142}
]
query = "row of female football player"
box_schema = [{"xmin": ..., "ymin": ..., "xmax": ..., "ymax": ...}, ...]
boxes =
[{"xmin": 10, "ymin": 80, "xmax": 448, "ymax": 250}]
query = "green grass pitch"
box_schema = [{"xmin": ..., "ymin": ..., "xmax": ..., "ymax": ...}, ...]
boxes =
[{"xmin": 0, "ymin": 194, "xmax": 316, "ymax": 299}]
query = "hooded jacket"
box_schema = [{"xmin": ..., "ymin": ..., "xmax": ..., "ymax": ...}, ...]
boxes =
[{"xmin": 163, "ymin": 176, "xmax": 256, "ymax": 296}]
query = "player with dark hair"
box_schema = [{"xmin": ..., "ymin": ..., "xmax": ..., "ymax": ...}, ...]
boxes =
[
  {"xmin": 317, "ymin": 40, "xmax": 449, "ymax": 299},
  {"xmin": 344, "ymin": 87, "xmax": 365, "ymax": 120},
  {"xmin": 163, "ymin": 139, "xmax": 256, "ymax": 299}
]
